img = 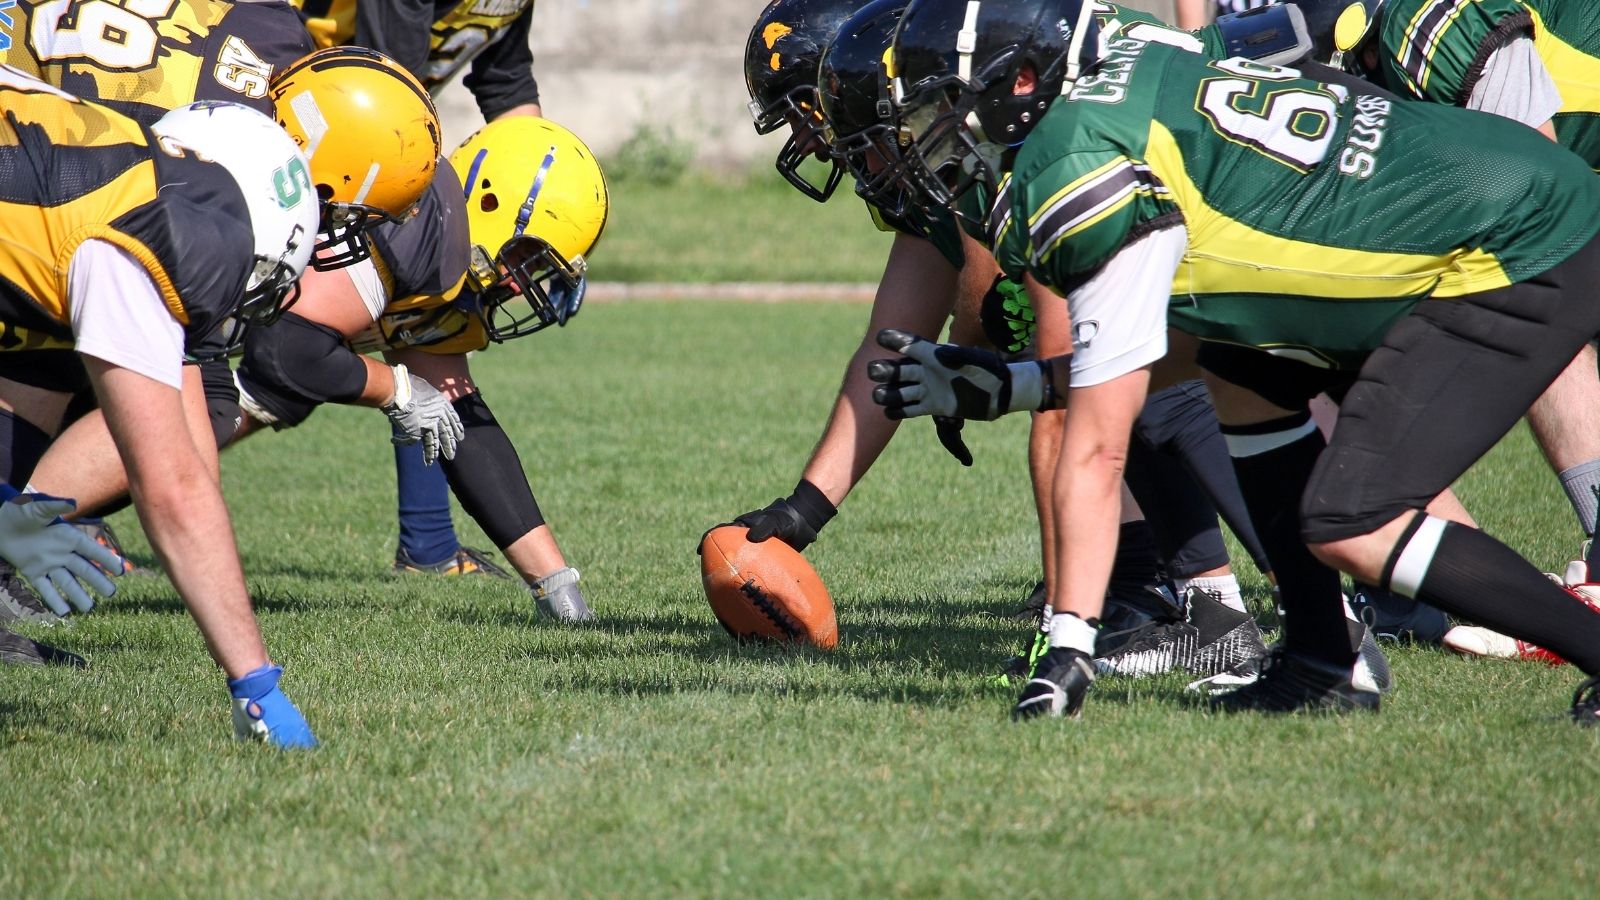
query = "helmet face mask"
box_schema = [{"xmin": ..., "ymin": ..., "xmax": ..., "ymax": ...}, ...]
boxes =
[
  {"xmin": 313, "ymin": 201, "xmax": 397, "ymax": 270},
  {"xmin": 889, "ymin": 0, "xmax": 1098, "ymax": 223},
  {"xmin": 816, "ymin": 0, "xmax": 916, "ymax": 217},
  {"xmin": 464, "ymin": 236, "xmax": 588, "ymax": 341},
  {"xmin": 770, "ymin": 93, "xmax": 845, "ymax": 202}
]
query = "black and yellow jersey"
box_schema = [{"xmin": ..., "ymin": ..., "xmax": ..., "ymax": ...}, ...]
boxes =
[
  {"xmin": 1000, "ymin": 40, "xmax": 1600, "ymax": 369},
  {"xmin": 347, "ymin": 164, "xmax": 477, "ymax": 355},
  {"xmin": 292, "ymin": 0, "xmax": 537, "ymax": 117},
  {"xmin": 0, "ymin": 70, "xmax": 254, "ymax": 348},
  {"xmin": 0, "ymin": 0, "xmax": 313, "ymax": 125},
  {"xmin": 1369, "ymin": 0, "xmax": 1600, "ymax": 168}
]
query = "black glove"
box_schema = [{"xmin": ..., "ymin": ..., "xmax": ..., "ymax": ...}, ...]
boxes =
[
  {"xmin": 933, "ymin": 416, "xmax": 973, "ymax": 466},
  {"xmin": 727, "ymin": 479, "xmax": 837, "ymax": 552}
]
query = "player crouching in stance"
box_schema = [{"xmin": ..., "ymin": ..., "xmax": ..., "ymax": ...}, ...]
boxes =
[
  {"xmin": 876, "ymin": 0, "xmax": 1600, "ymax": 722},
  {"xmin": 0, "ymin": 71, "xmax": 319, "ymax": 746},
  {"xmin": 228, "ymin": 114, "xmax": 608, "ymax": 622}
]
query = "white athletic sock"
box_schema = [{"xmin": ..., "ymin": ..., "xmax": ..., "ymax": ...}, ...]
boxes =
[
  {"xmin": 1048, "ymin": 611, "xmax": 1097, "ymax": 655},
  {"xmin": 1179, "ymin": 574, "xmax": 1246, "ymax": 613}
]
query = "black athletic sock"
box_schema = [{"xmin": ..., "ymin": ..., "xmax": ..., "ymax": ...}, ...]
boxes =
[
  {"xmin": 1226, "ymin": 416, "xmax": 1355, "ymax": 667},
  {"xmin": 1109, "ymin": 519, "xmax": 1161, "ymax": 594},
  {"xmin": 1404, "ymin": 521, "xmax": 1600, "ymax": 674},
  {"xmin": 0, "ymin": 408, "xmax": 54, "ymax": 485}
]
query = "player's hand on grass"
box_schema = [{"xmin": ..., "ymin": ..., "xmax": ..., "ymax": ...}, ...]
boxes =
[
  {"xmin": 0, "ymin": 485, "xmax": 120, "ymax": 616},
  {"xmin": 229, "ymin": 663, "xmax": 318, "ymax": 750},
  {"xmin": 868, "ymin": 329, "xmax": 1056, "ymax": 421},
  {"xmin": 725, "ymin": 479, "xmax": 838, "ymax": 553},
  {"xmin": 384, "ymin": 364, "xmax": 465, "ymax": 465}
]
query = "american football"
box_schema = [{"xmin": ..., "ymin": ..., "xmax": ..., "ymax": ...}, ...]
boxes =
[{"xmin": 700, "ymin": 525, "xmax": 838, "ymax": 649}]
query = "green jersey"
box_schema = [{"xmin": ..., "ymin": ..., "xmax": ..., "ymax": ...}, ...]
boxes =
[
  {"xmin": 1372, "ymin": 0, "xmax": 1600, "ymax": 167},
  {"xmin": 1001, "ymin": 39, "xmax": 1600, "ymax": 370}
]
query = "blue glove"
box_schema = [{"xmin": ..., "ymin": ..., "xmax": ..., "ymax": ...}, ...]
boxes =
[
  {"xmin": 0, "ymin": 484, "xmax": 121, "ymax": 616},
  {"xmin": 228, "ymin": 664, "xmax": 319, "ymax": 749}
]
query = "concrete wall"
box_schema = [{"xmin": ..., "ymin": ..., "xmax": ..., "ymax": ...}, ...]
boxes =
[{"xmin": 433, "ymin": 0, "xmax": 1177, "ymax": 165}]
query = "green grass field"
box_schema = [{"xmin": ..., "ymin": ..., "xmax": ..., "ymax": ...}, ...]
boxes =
[
  {"xmin": 3, "ymin": 301, "xmax": 1598, "ymax": 897},
  {"xmin": 588, "ymin": 170, "xmax": 892, "ymax": 284}
]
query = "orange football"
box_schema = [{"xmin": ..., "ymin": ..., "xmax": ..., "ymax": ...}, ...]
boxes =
[{"xmin": 699, "ymin": 525, "xmax": 838, "ymax": 649}]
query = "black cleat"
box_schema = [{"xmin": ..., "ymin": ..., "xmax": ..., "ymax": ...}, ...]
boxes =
[
  {"xmin": 1012, "ymin": 647, "xmax": 1095, "ymax": 720},
  {"xmin": 1184, "ymin": 587, "xmax": 1268, "ymax": 678},
  {"xmin": 1350, "ymin": 584, "xmax": 1449, "ymax": 644},
  {"xmin": 1350, "ymin": 618, "xmax": 1393, "ymax": 694},
  {"xmin": 1095, "ymin": 619, "xmax": 1199, "ymax": 677},
  {"xmin": 394, "ymin": 545, "xmax": 512, "ymax": 578},
  {"xmin": 0, "ymin": 627, "xmax": 86, "ymax": 667},
  {"xmin": 1012, "ymin": 580, "xmax": 1048, "ymax": 622},
  {"xmin": 0, "ymin": 562, "xmax": 63, "ymax": 626},
  {"xmin": 1209, "ymin": 646, "xmax": 1379, "ymax": 714},
  {"xmin": 1571, "ymin": 675, "xmax": 1600, "ymax": 726}
]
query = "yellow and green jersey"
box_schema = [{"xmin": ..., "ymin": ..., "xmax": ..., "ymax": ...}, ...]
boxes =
[
  {"xmin": 0, "ymin": 0, "xmax": 312, "ymax": 125},
  {"xmin": 1001, "ymin": 40, "xmax": 1600, "ymax": 368},
  {"xmin": 0, "ymin": 69, "xmax": 254, "ymax": 347},
  {"xmin": 1370, "ymin": 0, "xmax": 1600, "ymax": 167}
]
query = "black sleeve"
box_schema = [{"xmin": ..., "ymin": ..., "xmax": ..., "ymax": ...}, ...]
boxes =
[
  {"xmin": 368, "ymin": 163, "xmax": 472, "ymax": 301},
  {"xmin": 352, "ymin": 0, "xmax": 436, "ymax": 82},
  {"xmin": 462, "ymin": 8, "xmax": 540, "ymax": 120}
]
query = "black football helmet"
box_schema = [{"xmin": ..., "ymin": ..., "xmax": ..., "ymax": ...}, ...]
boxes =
[
  {"xmin": 890, "ymin": 0, "xmax": 1099, "ymax": 216},
  {"xmin": 818, "ymin": 0, "xmax": 910, "ymax": 215},
  {"xmin": 1287, "ymin": 0, "xmax": 1386, "ymax": 69},
  {"xmin": 744, "ymin": 0, "xmax": 861, "ymax": 201}
]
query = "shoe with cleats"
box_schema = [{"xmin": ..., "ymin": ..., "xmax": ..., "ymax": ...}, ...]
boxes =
[
  {"xmin": 0, "ymin": 626, "xmax": 86, "ymax": 667},
  {"xmin": 1094, "ymin": 587, "xmax": 1267, "ymax": 679},
  {"xmin": 0, "ymin": 562, "xmax": 64, "ymax": 627},
  {"xmin": 1571, "ymin": 675, "xmax": 1600, "ymax": 726},
  {"xmin": 1209, "ymin": 646, "xmax": 1380, "ymax": 714},
  {"xmin": 1441, "ymin": 563, "xmax": 1600, "ymax": 664},
  {"xmin": 531, "ymin": 567, "xmax": 593, "ymax": 622},
  {"xmin": 1012, "ymin": 647, "xmax": 1095, "ymax": 720},
  {"xmin": 394, "ymin": 545, "xmax": 512, "ymax": 578}
]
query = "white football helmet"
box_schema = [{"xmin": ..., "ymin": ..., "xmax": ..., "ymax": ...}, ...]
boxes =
[{"xmin": 149, "ymin": 102, "xmax": 319, "ymax": 330}]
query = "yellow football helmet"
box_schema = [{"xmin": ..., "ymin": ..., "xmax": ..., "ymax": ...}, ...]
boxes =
[
  {"xmin": 269, "ymin": 47, "xmax": 441, "ymax": 270},
  {"xmin": 449, "ymin": 117, "xmax": 609, "ymax": 341}
]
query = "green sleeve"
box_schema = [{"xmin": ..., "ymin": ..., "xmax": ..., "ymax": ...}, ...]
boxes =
[
  {"xmin": 1006, "ymin": 149, "xmax": 1175, "ymax": 291},
  {"xmin": 1374, "ymin": 0, "xmax": 1533, "ymax": 105}
]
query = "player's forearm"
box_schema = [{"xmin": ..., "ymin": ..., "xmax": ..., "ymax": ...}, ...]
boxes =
[
  {"xmin": 800, "ymin": 342, "xmax": 905, "ymax": 505},
  {"xmin": 359, "ymin": 356, "xmax": 398, "ymax": 408},
  {"xmin": 127, "ymin": 458, "xmax": 266, "ymax": 677}
]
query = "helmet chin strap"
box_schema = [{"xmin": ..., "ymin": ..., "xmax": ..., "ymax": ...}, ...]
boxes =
[
  {"xmin": 1061, "ymin": 0, "xmax": 1097, "ymax": 88},
  {"xmin": 956, "ymin": 1, "xmax": 982, "ymax": 81}
]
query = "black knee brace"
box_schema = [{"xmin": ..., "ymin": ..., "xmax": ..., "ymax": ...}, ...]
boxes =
[{"xmin": 439, "ymin": 391, "xmax": 546, "ymax": 549}]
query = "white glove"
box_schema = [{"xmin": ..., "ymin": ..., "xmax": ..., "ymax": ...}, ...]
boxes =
[
  {"xmin": 865, "ymin": 328, "xmax": 1058, "ymax": 420},
  {"xmin": 0, "ymin": 486, "xmax": 121, "ymax": 615},
  {"xmin": 382, "ymin": 364, "xmax": 465, "ymax": 466}
]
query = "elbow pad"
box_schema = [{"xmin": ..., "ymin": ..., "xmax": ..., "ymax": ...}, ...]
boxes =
[{"xmin": 236, "ymin": 312, "xmax": 367, "ymax": 429}]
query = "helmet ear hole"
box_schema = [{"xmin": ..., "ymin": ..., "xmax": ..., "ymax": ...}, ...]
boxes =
[
  {"xmin": 316, "ymin": 183, "xmax": 335, "ymax": 203},
  {"xmin": 480, "ymin": 193, "xmax": 499, "ymax": 213}
]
